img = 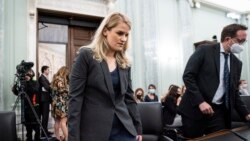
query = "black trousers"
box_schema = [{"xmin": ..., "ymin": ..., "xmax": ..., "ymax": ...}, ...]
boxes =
[
  {"xmin": 26, "ymin": 123, "xmax": 40, "ymax": 141},
  {"xmin": 40, "ymin": 101, "xmax": 50, "ymax": 134},
  {"xmin": 181, "ymin": 104, "xmax": 230, "ymax": 138}
]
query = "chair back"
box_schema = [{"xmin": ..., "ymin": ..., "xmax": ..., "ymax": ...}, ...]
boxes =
[
  {"xmin": 231, "ymin": 96, "xmax": 250, "ymax": 128},
  {"xmin": 137, "ymin": 102, "xmax": 163, "ymax": 141},
  {"xmin": 0, "ymin": 111, "xmax": 17, "ymax": 141}
]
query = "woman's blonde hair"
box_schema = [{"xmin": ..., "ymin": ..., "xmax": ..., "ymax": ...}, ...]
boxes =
[
  {"xmin": 51, "ymin": 66, "xmax": 69, "ymax": 89},
  {"xmin": 88, "ymin": 12, "xmax": 132, "ymax": 69}
]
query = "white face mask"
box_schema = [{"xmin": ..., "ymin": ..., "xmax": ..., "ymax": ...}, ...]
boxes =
[
  {"xmin": 230, "ymin": 43, "xmax": 244, "ymax": 54},
  {"xmin": 148, "ymin": 89, "xmax": 156, "ymax": 94},
  {"xmin": 242, "ymin": 84, "xmax": 248, "ymax": 89}
]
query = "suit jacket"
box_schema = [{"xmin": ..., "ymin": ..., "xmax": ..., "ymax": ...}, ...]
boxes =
[
  {"xmin": 38, "ymin": 74, "xmax": 52, "ymax": 102},
  {"xmin": 68, "ymin": 47, "xmax": 142, "ymax": 141},
  {"xmin": 178, "ymin": 43, "xmax": 249, "ymax": 123}
]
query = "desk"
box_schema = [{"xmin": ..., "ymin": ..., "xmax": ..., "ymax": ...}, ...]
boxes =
[{"xmin": 188, "ymin": 126, "xmax": 250, "ymax": 141}]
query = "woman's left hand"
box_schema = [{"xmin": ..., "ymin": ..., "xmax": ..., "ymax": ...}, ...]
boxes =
[{"xmin": 136, "ymin": 135, "xmax": 142, "ymax": 141}]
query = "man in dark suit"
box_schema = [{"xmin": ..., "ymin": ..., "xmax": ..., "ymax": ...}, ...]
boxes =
[
  {"xmin": 178, "ymin": 24, "xmax": 250, "ymax": 138},
  {"xmin": 38, "ymin": 65, "xmax": 52, "ymax": 137}
]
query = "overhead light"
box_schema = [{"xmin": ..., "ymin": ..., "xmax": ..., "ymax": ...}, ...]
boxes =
[
  {"xmin": 226, "ymin": 12, "xmax": 241, "ymax": 20},
  {"xmin": 194, "ymin": 1, "xmax": 201, "ymax": 8},
  {"xmin": 189, "ymin": 0, "xmax": 201, "ymax": 8}
]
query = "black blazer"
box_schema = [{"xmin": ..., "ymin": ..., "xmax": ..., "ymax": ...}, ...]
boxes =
[
  {"xmin": 38, "ymin": 74, "xmax": 51, "ymax": 102},
  {"xmin": 68, "ymin": 48, "xmax": 142, "ymax": 141},
  {"xmin": 178, "ymin": 43, "xmax": 249, "ymax": 122}
]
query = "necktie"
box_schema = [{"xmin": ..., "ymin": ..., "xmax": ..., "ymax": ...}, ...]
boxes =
[{"xmin": 223, "ymin": 53, "xmax": 230, "ymax": 109}]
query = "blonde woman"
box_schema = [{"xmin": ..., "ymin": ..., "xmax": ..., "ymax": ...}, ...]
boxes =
[
  {"xmin": 68, "ymin": 12, "xmax": 142, "ymax": 141},
  {"xmin": 51, "ymin": 66, "xmax": 69, "ymax": 141}
]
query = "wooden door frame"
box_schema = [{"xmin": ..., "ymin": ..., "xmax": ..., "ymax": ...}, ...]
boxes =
[{"xmin": 36, "ymin": 9, "xmax": 102, "ymax": 76}]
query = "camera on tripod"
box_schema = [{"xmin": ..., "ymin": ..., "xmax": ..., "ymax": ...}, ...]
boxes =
[
  {"xmin": 13, "ymin": 60, "xmax": 34, "ymax": 94},
  {"xmin": 13, "ymin": 61, "xmax": 50, "ymax": 141},
  {"xmin": 16, "ymin": 60, "xmax": 34, "ymax": 79}
]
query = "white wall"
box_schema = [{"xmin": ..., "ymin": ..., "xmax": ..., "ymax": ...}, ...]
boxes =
[
  {"xmin": 192, "ymin": 5, "xmax": 236, "ymax": 43},
  {"xmin": 239, "ymin": 15, "xmax": 250, "ymax": 91},
  {"xmin": 2, "ymin": 0, "xmax": 249, "ymax": 108},
  {"xmin": 2, "ymin": 0, "xmax": 108, "ymax": 110},
  {"xmin": 0, "ymin": 0, "xmax": 4, "ymax": 110},
  {"xmin": 114, "ymin": 0, "xmax": 239, "ymax": 98},
  {"xmin": 3, "ymin": 0, "xmax": 28, "ymax": 110}
]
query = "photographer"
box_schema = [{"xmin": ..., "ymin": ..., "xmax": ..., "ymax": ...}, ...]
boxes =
[{"xmin": 12, "ymin": 69, "xmax": 41, "ymax": 141}]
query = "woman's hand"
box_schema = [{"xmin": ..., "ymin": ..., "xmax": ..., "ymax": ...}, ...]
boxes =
[{"xmin": 136, "ymin": 135, "xmax": 142, "ymax": 141}]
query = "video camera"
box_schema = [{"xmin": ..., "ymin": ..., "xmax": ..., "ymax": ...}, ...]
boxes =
[
  {"xmin": 16, "ymin": 60, "xmax": 34, "ymax": 77},
  {"xmin": 13, "ymin": 60, "xmax": 34, "ymax": 93},
  {"xmin": 13, "ymin": 60, "xmax": 49, "ymax": 140}
]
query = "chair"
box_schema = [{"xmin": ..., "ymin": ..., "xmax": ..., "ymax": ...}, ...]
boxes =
[
  {"xmin": 137, "ymin": 102, "xmax": 173, "ymax": 141},
  {"xmin": 0, "ymin": 111, "xmax": 17, "ymax": 141},
  {"xmin": 232, "ymin": 95, "xmax": 250, "ymax": 128}
]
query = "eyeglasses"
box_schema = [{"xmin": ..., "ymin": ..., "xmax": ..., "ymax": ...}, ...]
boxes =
[{"xmin": 232, "ymin": 37, "xmax": 247, "ymax": 45}]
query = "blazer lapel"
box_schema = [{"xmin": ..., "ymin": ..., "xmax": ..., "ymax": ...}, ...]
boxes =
[
  {"xmin": 100, "ymin": 61, "xmax": 115, "ymax": 104},
  {"xmin": 214, "ymin": 43, "xmax": 220, "ymax": 79}
]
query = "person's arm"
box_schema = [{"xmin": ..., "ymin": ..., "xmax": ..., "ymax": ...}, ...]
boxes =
[
  {"xmin": 163, "ymin": 96, "xmax": 177, "ymax": 115},
  {"xmin": 234, "ymin": 62, "xmax": 249, "ymax": 119},
  {"xmin": 68, "ymin": 48, "xmax": 89, "ymax": 141},
  {"xmin": 176, "ymin": 96, "xmax": 182, "ymax": 106},
  {"xmin": 29, "ymin": 80, "xmax": 40, "ymax": 106},
  {"xmin": 125, "ymin": 67, "xmax": 142, "ymax": 135},
  {"xmin": 183, "ymin": 46, "xmax": 206, "ymax": 107},
  {"xmin": 235, "ymin": 93, "xmax": 249, "ymax": 120},
  {"xmin": 12, "ymin": 84, "xmax": 18, "ymax": 96},
  {"xmin": 39, "ymin": 76, "xmax": 52, "ymax": 93},
  {"xmin": 33, "ymin": 80, "xmax": 40, "ymax": 94}
]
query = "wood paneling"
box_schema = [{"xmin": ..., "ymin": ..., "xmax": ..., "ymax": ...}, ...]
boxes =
[{"xmin": 68, "ymin": 26, "xmax": 95, "ymax": 70}]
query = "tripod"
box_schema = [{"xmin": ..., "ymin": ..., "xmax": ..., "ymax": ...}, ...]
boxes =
[{"xmin": 12, "ymin": 79, "xmax": 50, "ymax": 141}]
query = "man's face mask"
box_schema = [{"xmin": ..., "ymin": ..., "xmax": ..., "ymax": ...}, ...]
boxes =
[
  {"xmin": 229, "ymin": 37, "xmax": 246, "ymax": 54},
  {"xmin": 230, "ymin": 43, "xmax": 244, "ymax": 54}
]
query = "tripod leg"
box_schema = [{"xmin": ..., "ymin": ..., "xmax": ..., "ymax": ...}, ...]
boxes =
[
  {"xmin": 13, "ymin": 92, "xmax": 26, "ymax": 141},
  {"xmin": 23, "ymin": 92, "xmax": 50, "ymax": 141},
  {"xmin": 22, "ymin": 124, "xmax": 24, "ymax": 141},
  {"xmin": 12, "ymin": 95, "xmax": 21, "ymax": 111}
]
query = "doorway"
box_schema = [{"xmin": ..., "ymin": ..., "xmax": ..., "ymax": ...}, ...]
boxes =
[{"xmin": 37, "ymin": 10, "xmax": 102, "ymax": 78}]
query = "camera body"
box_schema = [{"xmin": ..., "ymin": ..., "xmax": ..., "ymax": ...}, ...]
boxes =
[
  {"xmin": 16, "ymin": 60, "xmax": 34, "ymax": 78},
  {"xmin": 14, "ymin": 60, "xmax": 34, "ymax": 92}
]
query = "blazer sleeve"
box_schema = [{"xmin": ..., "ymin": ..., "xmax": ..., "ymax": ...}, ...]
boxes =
[
  {"xmin": 68, "ymin": 48, "xmax": 89, "ymax": 141},
  {"xmin": 183, "ymin": 46, "xmax": 206, "ymax": 107},
  {"xmin": 39, "ymin": 76, "xmax": 51, "ymax": 93},
  {"xmin": 125, "ymin": 67, "xmax": 142, "ymax": 135},
  {"xmin": 234, "ymin": 61, "xmax": 249, "ymax": 119}
]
